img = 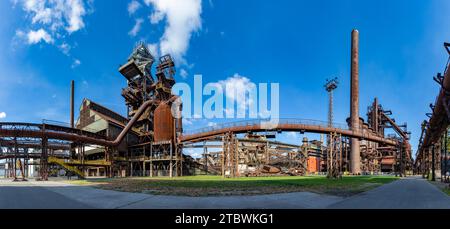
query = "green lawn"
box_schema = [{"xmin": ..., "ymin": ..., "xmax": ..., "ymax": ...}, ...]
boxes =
[
  {"xmin": 443, "ymin": 188, "xmax": 450, "ymax": 196},
  {"xmin": 428, "ymin": 180, "xmax": 450, "ymax": 196},
  {"xmin": 64, "ymin": 175, "xmax": 398, "ymax": 197}
]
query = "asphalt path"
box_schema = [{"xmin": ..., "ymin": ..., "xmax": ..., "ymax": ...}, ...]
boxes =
[
  {"xmin": 329, "ymin": 176, "xmax": 450, "ymax": 209},
  {"xmin": 1, "ymin": 176, "xmax": 449, "ymax": 209}
]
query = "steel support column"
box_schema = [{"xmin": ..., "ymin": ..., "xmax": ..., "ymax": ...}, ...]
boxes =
[{"xmin": 432, "ymin": 145, "xmax": 436, "ymax": 181}]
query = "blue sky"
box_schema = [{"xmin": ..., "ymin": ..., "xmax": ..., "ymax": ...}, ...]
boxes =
[{"xmin": 0, "ymin": 0, "xmax": 449, "ymax": 158}]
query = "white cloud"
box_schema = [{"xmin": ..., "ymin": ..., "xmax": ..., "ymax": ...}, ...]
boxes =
[
  {"xmin": 65, "ymin": 0, "xmax": 87, "ymax": 33},
  {"xmin": 59, "ymin": 42, "xmax": 71, "ymax": 55},
  {"xmin": 149, "ymin": 10, "xmax": 164, "ymax": 24},
  {"xmin": 20, "ymin": 28, "xmax": 54, "ymax": 44},
  {"xmin": 14, "ymin": 0, "xmax": 92, "ymax": 54},
  {"xmin": 17, "ymin": 0, "xmax": 89, "ymax": 33},
  {"xmin": 128, "ymin": 18, "xmax": 144, "ymax": 37},
  {"xmin": 128, "ymin": 0, "xmax": 141, "ymax": 15},
  {"xmin": 180, "ymin": 68, "xmax": 188, "ymax": 79},
  {"xmin": 143, "ymin": 0, "xmax": 202, "ymax": 64},
  {"xmin": 218, "ymin": 73, "xmax": 256, "ymax": 111},
  {"xmin": 22, "ymin": 0, "xmax": 53, "ymax": 24},
  {"xmin": 71, "ymin": 59, "xmax": 81, "ymax": 68},
  {"xmin": 0, "ymin": 112, "xmax": 6, "ymax": 119}
]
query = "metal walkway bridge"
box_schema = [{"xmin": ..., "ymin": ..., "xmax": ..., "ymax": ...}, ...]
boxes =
[
  {"xmin": 181, "ymin": 119, "xmax": 397, "ymax": 145},
  {"xmin": 0, "ymin": 118, "xmax": 398, "ymax": 149}
]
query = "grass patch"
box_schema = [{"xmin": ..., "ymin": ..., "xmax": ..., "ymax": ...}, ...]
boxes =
[
  {"xmin": 443, "ymin": 187, "xmax": 450, "ymax": 196},
  {"xmin": 64, "ymin": 175, "xmax": 398, "ymax": 197},
  {"xmin": 427, "ymin": 180, "xmax": 450, "ymax": 196}
]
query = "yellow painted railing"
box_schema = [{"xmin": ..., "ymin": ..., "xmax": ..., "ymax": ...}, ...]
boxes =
[{"xmin": 48, "ymin": 156, "xmax": 84, "ymax": 178}]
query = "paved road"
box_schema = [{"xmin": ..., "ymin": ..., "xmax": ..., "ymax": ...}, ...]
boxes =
[
  {"xmin": 0, "ymin": 179, "xmax": 342, "ymax": 209},
  {"xmin": 50, "ymin": 186, "xmax": 344, "ymax": 209},
  {"xmin": 0, "ymin": 180, "xmax": 91, "ymax": 209},
  {"xmin": 329, "ymin": 176, "xmax": 450, "ymax": 209},
  {"xmin": 1, "ymin": 176, "xmax": 449, "ymax": 209}
]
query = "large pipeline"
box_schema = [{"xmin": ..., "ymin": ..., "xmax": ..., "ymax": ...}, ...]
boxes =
[
  {"xmin": 0, "ymin": 139, "xmax": 70, "ymax": 150},
  {"xmin": 109, "ymin": 100, "xmax": 155, "ymax": 146},
  {"xmin": 0, "ymin": 96, "xmax": 183, "ymax": 147},
  {"xmin": 0, "ymin": 119, "xmax": 399, "ymax": 147},
  {"xmin": 181, "ymin": 123, "xmax": 398, "ymax": 146},
  {"xmin": 381, "ymin": 112, "xmax": 409, "ymax": 140},
  {"xmin": 422, "ymin": 57, "xmax": 450, "ymax": 147},
  {"xmin": 0, "ymin": 100, "xmax": 156, "ymax": 147},
  {"xmin": 0, "ymin": 96, "xmax": 399, "ymax": 148}
]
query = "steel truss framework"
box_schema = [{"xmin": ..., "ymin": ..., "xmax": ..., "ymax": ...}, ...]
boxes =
[{"xmin": 128, "ymin": 140, "xmax": 182, "ymax": 177}]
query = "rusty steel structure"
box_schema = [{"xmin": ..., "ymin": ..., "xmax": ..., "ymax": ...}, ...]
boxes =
[
  {"xmin": 187, "ymin": 135, "xmax": 316, "ymax": 177},
  {"xmin": 415, "ymin": 42, "xmax": 450, "ymax": 181},
  {"xmin": 116, "ymin": 43, "xmax": 183, "ymax": 177},
  {"xmin": 362, "ymin": 98, "xmax": 412, "ymax": 175},
  {"xmin": 0, "ymin": 31, "xmax": 413, "ymax": 180},
  {"xmin": 0, "ymin": 43, "xmax": 185, "ymax": 179},
  {"xmin": 327, "ymin": 132, "xmax": 343, "ymax": 178}
]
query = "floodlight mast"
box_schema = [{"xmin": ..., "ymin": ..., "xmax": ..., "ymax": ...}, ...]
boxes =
[{"xmin": 324, "ymin": 77, "xmax": 339, "ymax": 127}]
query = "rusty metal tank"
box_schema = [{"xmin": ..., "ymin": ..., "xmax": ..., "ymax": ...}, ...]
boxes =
[{"xmin": 153, "ymin": 102, "xmax": 174, "ymax": 142}]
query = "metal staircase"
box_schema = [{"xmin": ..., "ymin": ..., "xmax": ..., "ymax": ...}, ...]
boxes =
[{"xmin": 48, "ymin": 156, "xmax": 84, "ymax": 178}]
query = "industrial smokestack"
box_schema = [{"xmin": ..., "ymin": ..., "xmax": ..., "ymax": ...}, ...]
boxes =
[
  {"xmin": 350, "ymin": 29, "xmax": 361, "ymax": 174},
  {"xmin": 70, "ymin": 80, "xmax": 75, "ymax": 128}
]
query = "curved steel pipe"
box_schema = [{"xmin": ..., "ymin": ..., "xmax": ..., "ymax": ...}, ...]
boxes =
[
  {"xmin": 181, "ymin": 123, "xmax": 398, "ymax": 146},
  {"xmin": 422, "ymin": 57, "xmax": 450, "ymax": 147}
]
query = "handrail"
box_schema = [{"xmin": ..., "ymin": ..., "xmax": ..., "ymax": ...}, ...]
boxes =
[{"xmin": 183, "ymin": 118, "xmax": 350, "ymax": 135}]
